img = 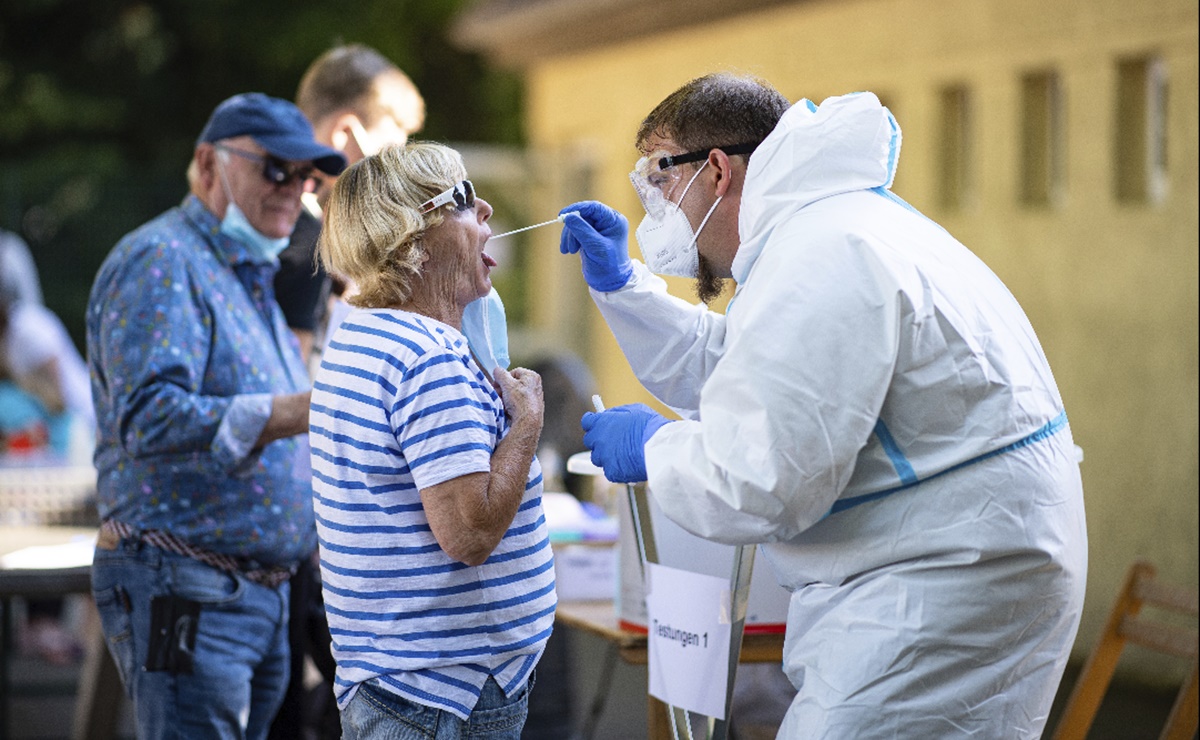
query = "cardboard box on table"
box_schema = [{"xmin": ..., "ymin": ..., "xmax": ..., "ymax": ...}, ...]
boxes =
[{"xmin": 543, "ymin": 491, "xmax": 619, "ymax": 602}]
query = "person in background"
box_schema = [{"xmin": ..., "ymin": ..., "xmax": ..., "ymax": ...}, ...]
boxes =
[
  {"xmin": 0, "ymin": 227, "xmax": 59, "ymax": 454},
  {"xmin": 85, "ymin": 92, "xmax": 345, "ymax": 739},
  {"xmin": 276, "ymin": 42, "xmax": 426, "ymax": 366},
  {"xmin": 1, "ymin": 267, "xmax": 94, "ymax": 665},
  {"xmin": 0, "ymin": 287, "xmax": 92, "ymax": 459},
  {"xmin": 0, "ymin": 228, "xmax": 43, "ymax": 307},
  {"xmin": 268, "ymin": 43, "xmax": 426, "ymax": 740},
  {"xmin": 311, "ymin": 142, "xmax": 553, "ymax": 740},
  {"xmin": 560, "ymin": 72, "xmax": 1087, "ymax": 737}
]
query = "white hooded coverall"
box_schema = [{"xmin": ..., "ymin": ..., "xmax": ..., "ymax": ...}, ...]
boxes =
[{"xmin": 591, "ymin": 93, "xmax": 1088, "ymax": 738}]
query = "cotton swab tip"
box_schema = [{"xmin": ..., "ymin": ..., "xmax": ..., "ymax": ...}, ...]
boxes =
[{"xmin": 488, "ymin": 215, "xmax": 567, "ymax": 240}]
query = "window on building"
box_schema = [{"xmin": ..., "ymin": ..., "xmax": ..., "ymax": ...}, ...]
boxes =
[
  {"xmin": 1115, "ymin": 55, "xmax": 1168, "ymax": 204},
  {"xmin": 938, "ymin": 85, "xmax": 972, "ymax": 210},
  {"xmin": 1019, "ymin": 70, "xmax": 1065, "ymax": 207}
]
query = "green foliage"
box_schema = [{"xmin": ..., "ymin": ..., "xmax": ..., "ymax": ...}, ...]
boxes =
[{"xmin": 0, "ymin": 0, "xmax": 523, "ymax": 347}]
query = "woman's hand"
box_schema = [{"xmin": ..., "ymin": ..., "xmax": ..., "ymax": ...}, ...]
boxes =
[{"xmin": 494, "ymin": 366, "xmax": 543, "ymax": 434}]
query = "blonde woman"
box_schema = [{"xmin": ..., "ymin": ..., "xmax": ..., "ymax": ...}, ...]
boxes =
[{"xmin": 310, "ymin": 143, "xmax": 553, "ymax": 740}]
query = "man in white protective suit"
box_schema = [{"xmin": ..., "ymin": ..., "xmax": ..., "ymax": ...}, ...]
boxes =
[{"xmin": 557, "ymin": 72, "xmax": 1088, "ymax": 738}]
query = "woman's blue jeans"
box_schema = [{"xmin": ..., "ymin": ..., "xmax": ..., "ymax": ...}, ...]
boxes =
[
  {"xmin": 91, "ymin": 538, "xmax": 291, "ymax": 739},
  {"xmin": 340, "ymin": 674, "xmax": 533, "ymax": 740}
]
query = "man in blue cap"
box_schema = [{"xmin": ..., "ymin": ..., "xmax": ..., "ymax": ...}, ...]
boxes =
[{"xmin": 85, "ymin": 92, "xmax": 345, "ymax": 739}]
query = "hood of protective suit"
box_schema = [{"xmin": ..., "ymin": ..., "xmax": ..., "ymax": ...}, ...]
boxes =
[{"xmin": 733, "ymin": 93, "xmax": 900, "ymax": 284}]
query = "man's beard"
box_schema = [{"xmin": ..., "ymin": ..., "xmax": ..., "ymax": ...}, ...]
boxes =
[{"xmin": 695, "ymin": 253, "xmax": 726, "ymax": 304}]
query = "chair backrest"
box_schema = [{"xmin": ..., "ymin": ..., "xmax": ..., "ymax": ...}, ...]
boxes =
[{"xmin": 1051, "ymin": 560, "xmax": 1199, "ymax": 740}]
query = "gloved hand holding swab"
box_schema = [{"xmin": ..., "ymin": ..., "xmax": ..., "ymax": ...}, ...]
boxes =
[
  {"xmin": 580, "ymin": 400, "xmax": 672, "ymax": 483},
  {"xmin": 556, "ymin": 202, "xmax": 633, "ymax": 292},
  {"xmin": 566, "ymin": 394, "xmax": 608, "ymax": 477},
  {"xmin": 489, "ymin": 214, "xmax": 566, "ymax": 240}
]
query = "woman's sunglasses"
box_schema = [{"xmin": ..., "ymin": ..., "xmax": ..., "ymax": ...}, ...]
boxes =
[{"xmin": 418, "ymin": 180, "xmax": 475, "ymax": 214}]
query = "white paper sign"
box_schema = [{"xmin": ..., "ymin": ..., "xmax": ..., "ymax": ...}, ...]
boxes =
[{"xmin": 645, "ymin": 562, "xmax": 733, "ymax": 719}]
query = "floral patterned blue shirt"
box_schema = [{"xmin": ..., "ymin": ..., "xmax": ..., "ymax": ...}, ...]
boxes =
[{"xmin": 86, "ymin": 195, "xmax": 315, "ymax": 566}]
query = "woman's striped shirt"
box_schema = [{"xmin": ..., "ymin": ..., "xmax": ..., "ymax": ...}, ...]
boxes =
[{"xmin": 309, "ymin": 308, "xmax": 555, "ymax": 720}]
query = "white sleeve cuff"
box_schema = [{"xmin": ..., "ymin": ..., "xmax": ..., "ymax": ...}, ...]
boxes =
[{"xmin": 212, "ymin": 393, "xmax": 273, "ymax": 474}]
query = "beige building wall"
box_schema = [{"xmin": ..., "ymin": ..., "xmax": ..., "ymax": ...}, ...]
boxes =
[{"xmin": 513, "ymin": 0, "xmax": 1197, "ymax": 683}]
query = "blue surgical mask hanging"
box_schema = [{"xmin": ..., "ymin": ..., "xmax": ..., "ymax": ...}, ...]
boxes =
[
  {"xmin": 220, "ymin": 202, "xmax": 291, "ymax": 262},
  {"xmin": 462, "ymin": 287, "xmax": 510, "ymax": 381},
  {"xmin": 216, "ymin": 152, "xmax": 291, "ymax": 263}
]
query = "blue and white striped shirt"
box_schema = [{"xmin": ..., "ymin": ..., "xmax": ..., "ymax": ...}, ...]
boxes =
[{"xmin": 309, "ymin": 308, "xmax": 555, "ymax": 719}]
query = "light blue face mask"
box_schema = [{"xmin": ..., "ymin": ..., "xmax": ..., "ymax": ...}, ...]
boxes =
[
  {"xmin": 216, "ymin": 151, "xmax": 291, "ymax": 263},
  {"xmin": 462, "ymin": 287, "xmax": 510, "ymax": 381},
  {"xmin": 220, "ymin": 201, "xmax": 291, "ymax": 263}
]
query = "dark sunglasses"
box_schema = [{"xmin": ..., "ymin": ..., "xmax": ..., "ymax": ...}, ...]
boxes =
[
  {"xmin": 216, "ymin": 144, "xmax": 318, "ymax": 187},
  {"xmin": 418, "ymin": 180, "xmax": 475, "ymax": 214}
]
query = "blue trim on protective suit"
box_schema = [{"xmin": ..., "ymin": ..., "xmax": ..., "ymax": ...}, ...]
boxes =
[
  {"xmin": 885, "ymin": 112, "xmax": 899, "ymax": 185},
  {"xmin": 873, "ymin": 419, "xmax": 918, "ymax": 485},
  {"xmin": 870, "ymin": 186, "xmax": 921, "ymax": 216},
  {"xmin": 869, "ymin": 187, "xmax": 955, "ymax": 240},
  {"xmin": 828, "ymin": 411, "xmax": 1070, "ymax": 516}
]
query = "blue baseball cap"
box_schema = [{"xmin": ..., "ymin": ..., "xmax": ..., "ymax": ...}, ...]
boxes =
[{"xmin": 197, "ymin": 93, "xmax": 347, "ymax": 176}]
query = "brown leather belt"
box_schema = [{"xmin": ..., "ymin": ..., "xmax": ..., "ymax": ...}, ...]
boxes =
[{"xmin": 98, "ymin": 519, "xmax": 295, "ymax": 588}]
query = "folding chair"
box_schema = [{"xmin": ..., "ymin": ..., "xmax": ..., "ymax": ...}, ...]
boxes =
[{"xmin": 1050, "ymin": 560, "xmax": 1198, "ymax": 740}]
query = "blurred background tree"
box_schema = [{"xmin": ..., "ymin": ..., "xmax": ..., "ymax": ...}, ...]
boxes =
[{"xmin": 0, "ymin": 0, "xmax": 523, "ymax": 349}]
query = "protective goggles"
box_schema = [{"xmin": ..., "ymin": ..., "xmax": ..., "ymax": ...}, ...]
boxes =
[
  {"xmin": 418, "ymin": 180, "xmax": 475, "ymax": 214},
  {"xmin": 216, "ymin": 144, "xmax": 317, "ymax": 187},
  {"xmin": 629, "ymin": 142, "xmax": 758, "ymax": 218}
]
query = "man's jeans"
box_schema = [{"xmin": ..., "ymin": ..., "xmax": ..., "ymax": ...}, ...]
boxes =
[
  {"xmin": 91, "ymin": 539, "xmax": 291, "ymax": 739},
  {"xmin": 341, "ymin": 674, "xmax": 533, "ymax": 740}
]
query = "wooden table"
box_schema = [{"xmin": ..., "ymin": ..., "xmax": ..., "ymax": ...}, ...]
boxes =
[
  {"xmin": 556, "ymin": 600, "xmax": 785, "ymax": 739},
  {"xmin": 0, "ymin": 525, "xmax": 120, "ymax": 740}
]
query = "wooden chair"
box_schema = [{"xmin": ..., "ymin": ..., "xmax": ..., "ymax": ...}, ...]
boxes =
[{"xmin": 1051, "ymin": 560, "xmax": 1198, "ymax": 740}]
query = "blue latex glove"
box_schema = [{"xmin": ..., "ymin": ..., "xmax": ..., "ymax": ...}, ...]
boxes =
[
  {"xmin": 581, "ymin": 403, "xmax": 673, "ymax": 483},
  {"xmin": 558, "ymin": 201, "xmax": 633, "ymax": 292}
]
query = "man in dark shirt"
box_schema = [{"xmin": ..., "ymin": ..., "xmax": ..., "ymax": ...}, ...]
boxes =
[
  {"xmin": 272, "ymin": 206, "xmax": 325, "ymax": 361},
  {"xmin": 273, "ymin": 43, "xmax": 426, "ymax": 367}
]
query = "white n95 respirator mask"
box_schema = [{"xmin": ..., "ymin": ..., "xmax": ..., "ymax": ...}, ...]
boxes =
[{"xmin": 631, "ymin": 160, "xmax": 721, "ymax": 278}]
